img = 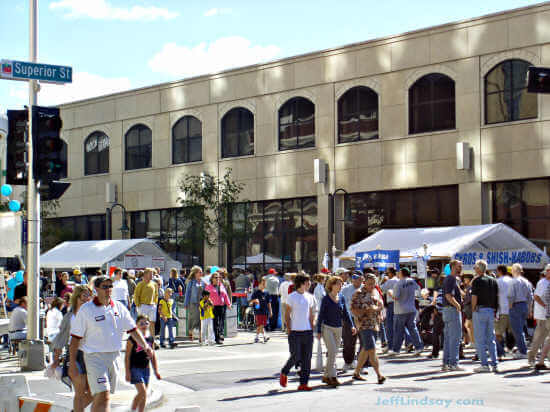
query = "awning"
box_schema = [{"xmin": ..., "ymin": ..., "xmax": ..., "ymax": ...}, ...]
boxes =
[
  {"xmin": 40, "ymin": 239, "xmax": 177, "ymax": 269},
  {"xmin": 339, "ymin": 223, "xmax": 549, "ymax": 269}
]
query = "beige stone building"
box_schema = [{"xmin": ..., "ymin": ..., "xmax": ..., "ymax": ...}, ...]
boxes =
[{"xmin": 53, "ymin": 2, "xmax": 550, "ymax": 273}]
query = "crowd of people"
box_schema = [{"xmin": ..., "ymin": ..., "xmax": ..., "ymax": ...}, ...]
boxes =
[{"xmin": 2, "ymin": 258, "xmax": 550, "ymax": 409}]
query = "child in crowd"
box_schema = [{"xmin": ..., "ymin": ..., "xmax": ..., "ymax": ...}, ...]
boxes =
[
  {"xmin": 250, "ymin": 277, "xmax": 272, "ymax": 343},
  {"xmin": 125, "ymin": 315, "xmax": 161, "ymax": 412},
  {"xmin": 159, "ymin": 288, "xmax": 178, "ymax": 349},
  {"xmin": 199, "ymin": 290, "xmax": 215, "ymax": 345}
]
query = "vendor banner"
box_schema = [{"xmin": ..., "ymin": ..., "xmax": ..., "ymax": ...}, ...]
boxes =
[
  {"xmin": 356, "ymin": 250, "xmax": 400, "ymax": 271},
  {"xmin": 453, "ymin": 249, "xmax": 547, "ymax": 269}
]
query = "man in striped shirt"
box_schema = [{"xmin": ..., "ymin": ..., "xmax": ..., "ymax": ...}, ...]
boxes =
[{"xmin": 508, "ymin": 263, "xmax": 534, "ymax": 359}]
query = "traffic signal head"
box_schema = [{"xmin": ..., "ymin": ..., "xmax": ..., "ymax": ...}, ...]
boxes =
[
  {"xmin": 527, "ymin": 66, "xmax": 550, "ymax": 94},
  {"xmin": 32, "ymin": 106, "xmax": 67, "ymax": 182},
  {"xmin": 6, "ymin": 109, "xmax": 28, "ymax": 185}
]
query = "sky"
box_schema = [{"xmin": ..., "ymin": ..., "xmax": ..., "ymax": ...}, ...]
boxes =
[{"xmin": 0, "ymin": 0, "xmax": 539, "ymax": 115}]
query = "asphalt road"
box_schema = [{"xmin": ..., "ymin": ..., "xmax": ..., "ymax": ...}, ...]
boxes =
[{"xmin": 3, "ymin": 331, "xmax": 550, "ymax": 411}]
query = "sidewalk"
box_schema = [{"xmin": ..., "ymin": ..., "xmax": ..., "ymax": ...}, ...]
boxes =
[{"xmin": 0, "ymin": 348, "xmax": 163, "ymax": 411}]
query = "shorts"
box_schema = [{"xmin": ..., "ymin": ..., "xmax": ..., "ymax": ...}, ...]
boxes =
[
  {"xmin": 495, "ymin": 314, "xmax": 511, "ymax": 335},
  {"xmin": 255, "ymin": 314, "xmax": 268, "ymax": 326},
  {"xmin": 130, "ymin": 367, "xmax": 150, "ymax": 385},
  {"xmin": 76, "ymin": 349, "xmax": 87, "ymax": 375},
  {"xmin": 138, "ymin": 304, "xmax": 157, "ymax": 322},
  {"xmin": 83, "ymin": 351, "xmax": 119, "ymax": 396},
  {"xmin": 359, "ymin": 329, "xmax": 377, "ymax": 351}
]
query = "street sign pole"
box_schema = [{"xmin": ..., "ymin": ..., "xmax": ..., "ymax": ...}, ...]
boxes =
[{"xmin": 25, "ymin": 0, "xmax": 44, "ymax": 370}]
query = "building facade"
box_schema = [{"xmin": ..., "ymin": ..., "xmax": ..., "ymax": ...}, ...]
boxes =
[{"xmin": 55, "ymin": 2, "xmax": 550, "ymax": 272}]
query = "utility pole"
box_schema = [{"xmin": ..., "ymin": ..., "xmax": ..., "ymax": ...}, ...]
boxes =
[{"xmin": 25, "ymin": 0, "xmax": 44, "ymax": 369}]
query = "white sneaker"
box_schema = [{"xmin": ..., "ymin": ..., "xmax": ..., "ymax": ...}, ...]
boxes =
[
  {"xmin": 449, "ymin": 365, "xmax": 465, "ymax": 371},
  {"xmin": 263, "ymin": 336, "xmax": 270, "ymax": 343},
  {"xmin": 414, "ymin": 349, "xmax": 423, "ymax": 356},
  {"xmin": 514, "ymin": 353, "xmax": 527, "ymax": 359},
  {"xmin": 387, "ymin": 350, "xmax": 398, "ymax": 357},
  {"xmin": 382, "ymin": 347, "xmax": 390, "ymax": 354},
  {"xmin": 473, "ymin": 365, "xmax": 490, "ymax": 373},
  {"xmin": 441, "ymin": 364, "xmax": 449, "ymax": 372}
]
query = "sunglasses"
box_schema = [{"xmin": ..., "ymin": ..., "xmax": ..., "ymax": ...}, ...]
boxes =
[
  {"xmin": 98, "ymin": 284, "xmax": 113, "ymax": 290},
  {"xmin": 137, "ymin": 321, "xmax": 150, "ymax": 326}
]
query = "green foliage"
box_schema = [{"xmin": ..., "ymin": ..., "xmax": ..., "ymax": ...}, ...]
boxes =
[{"xmin": 177, "ymin": 169, "xmax": 246, "ymax": 248}]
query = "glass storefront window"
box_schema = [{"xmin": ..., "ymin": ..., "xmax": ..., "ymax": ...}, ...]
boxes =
[
  {"xmin": 228, "ymin": 197, "xmax": 317, "ymax": 275},
  {"xmin": 345, "ymin": 186, "xmax": 459, "ymax": 248},
  {"xmin": 492, "ymin": 178, "xmax": 550, "ymax": 249}
]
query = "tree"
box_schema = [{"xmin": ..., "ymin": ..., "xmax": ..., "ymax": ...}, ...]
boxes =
[{"xmin": 177, "ymin": 169, "xmax": 246, "ymax": 254}]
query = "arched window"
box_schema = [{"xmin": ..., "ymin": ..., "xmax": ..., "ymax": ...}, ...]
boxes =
[
  {"xmin": 485, "ymin": 59, "xmax": 537, "ymax": 124},
  {"xmin": 84, "ymin": 131, "xmax": 109, "ymax": 175},
  {"xmin": 278, "ymin": 97, "xmax": 315, "ymax": 150},
  {"xmin": 221, "ymin": 108, "xmax": 254, "ymax": 158},
  {"xmin": 409, "ymin": 73, "xmax": 455, "ymax": 134},
  {"xmin": 172, "ymin": 116, "xmax": 202, "ymax": 164},
  {"xmin": 337, "ymin": 86, "xmax": 378, "ymax": 143},
  {"xmin": 125, "ymin": 124, "xmax": 152, "ymax": 170}
]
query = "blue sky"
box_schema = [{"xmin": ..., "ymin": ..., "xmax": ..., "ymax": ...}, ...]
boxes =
[{"xmin": 0, "ymin": 0, "xmax": 537, "ymax": 114}]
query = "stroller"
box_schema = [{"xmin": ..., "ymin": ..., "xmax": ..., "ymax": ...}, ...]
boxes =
[{"xmin": 242, "ymin": 306, "xmax": 256, "ymax": 330}]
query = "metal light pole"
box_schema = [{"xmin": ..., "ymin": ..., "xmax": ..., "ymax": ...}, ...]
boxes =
[
  {"xmin": 24, "ymin": 0, "xmax": 45, "ymax": 370},
  {"xmin": 328, "ymin": 188, "xmax": 350, "ymax": 271}
]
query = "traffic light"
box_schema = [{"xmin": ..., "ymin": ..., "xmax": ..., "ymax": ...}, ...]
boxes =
[
  {"xmin": 6, "ymin": 109, "xmax": 28, "ymax": 185},
  {"xmin": 32, "ymin": 106, "xmax": 65, "ymax": 182},
  {"xmin": 31, "ymin": 106, "xmax": 70, "ymax": 200},
  {"xmin": 527, "ymin": 66, "xmax": 550, "ymax": 94}
]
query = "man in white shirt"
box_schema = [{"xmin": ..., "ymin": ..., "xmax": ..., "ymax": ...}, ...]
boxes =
[
  {"xmin": 111, "ymin": 269, "xmax": 129, "ymax": 309},
  {"xmin": 528, "ymin": 264, "xmax": 550, "ymax": 365},
  {"xmin": 70, "ymin": 276, "xmax": 151, "ymax": 412},
  {"xmin": 265, "ymin": 269, "xmax": 281, "ymax": 332},
  {"xmin": 279, "ymin": 274, "xmax": 292, "ymax": 332},
  {"xmin": 495, "ymin": 264, "xmax": 513, "ymax": 360},
  {"xmin": 8, "ymin": 297, "xmax": 27, "ymax": 341},
  {"xmin": 279, "ymin": 273, "xmax": 315, "ymax": 391},
  {"xmin": 380, "ymin": 267, "xmax": 399, "ymax": 353}
]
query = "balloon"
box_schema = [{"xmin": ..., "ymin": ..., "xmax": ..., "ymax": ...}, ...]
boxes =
[
  {"xmin": 15, "ymin": 270, "xmax": 24, "ymax": 283},
  {"xmin": 8, "ymin": 200, "xmax": 21, "ymax": 212},
  {"xmin": 1, "ymin": 184, "xmax": 12, "ymax": 197},
  {"xmin": 444, "ymin": 264, "xmax": 451, "ymax": 276}
]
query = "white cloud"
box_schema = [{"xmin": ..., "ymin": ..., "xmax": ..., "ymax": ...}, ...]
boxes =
[
  {"xmin": 49, "ymin": 0, "xmax": 179, "ymax": 21},
  {"xmin": 6, "ymin": 72, "xmax": 132, "ymax": 106},
  {"xmin": 148, "ymin": 36, "xmax": 281, "ymax": 78},
  {"xmin": 204, "ymin": 7, "xmax": 231, "ymax": 17}
]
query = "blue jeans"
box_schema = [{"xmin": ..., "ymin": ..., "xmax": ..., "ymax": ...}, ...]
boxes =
[
  {"xmin": 442, "ymin": 306, "xmax": 462, "ymax": 366},
  {"xmin": 160, "ymin": 318, "xmax": 176, "ymax": 345},
  {"xmin": 509, "ymin": 302, "xmax": 528, "ymax": 354},
  {"xmin": 386, "ymin": 303, "xmax": 410, "ymax": 348},
  {"xmin": 392, "ymin": 312, "xmax": 423, "ymax": 353},
  {"xmin": 473, "ymin": 308, "xmax": 498, "ymax": 367}
]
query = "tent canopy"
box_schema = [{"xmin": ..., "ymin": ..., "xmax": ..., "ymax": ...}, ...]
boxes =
[
  {"xmin": 340, "ymin": 223, "xmax": 549, "ymax": 267},
  {"xmin": 40, "ymin": 239, "xmax": 175, "ymax": 269}
]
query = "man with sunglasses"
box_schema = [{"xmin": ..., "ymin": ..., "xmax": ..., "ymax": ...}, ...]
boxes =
[{"xmin": 70, "ymin": 276, "xmax": 152, "ymax": 412}]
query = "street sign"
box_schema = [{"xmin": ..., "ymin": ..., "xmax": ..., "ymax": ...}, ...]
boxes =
[{"xmin": 0, "ymin": 59, "xmax": 72, "ymax": 83}]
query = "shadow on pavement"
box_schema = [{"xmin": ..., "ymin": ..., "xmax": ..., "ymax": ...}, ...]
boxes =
[
  {"xmin": 414, "ymin": 372, "xmax": 472, "ymax": 381},
  {"xmin": 387, "ymin": 370, "xmax": 442, "ymax": 379}
]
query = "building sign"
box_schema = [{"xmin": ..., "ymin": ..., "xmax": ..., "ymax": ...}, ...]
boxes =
[
  {"xmin": 356, "ymin": 250, "xmax": 400, "ymax": 271},
  {"xmin": 123, "ymin": 254, "xmax": 152, "ymax": 270},
  {"xmin": 453, "ymin": 249, "xmax": 547, "ymax": 269}
]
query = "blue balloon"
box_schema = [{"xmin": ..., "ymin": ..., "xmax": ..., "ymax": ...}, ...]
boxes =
[
  {"xmin": 8, "ymin": 199, "xmax": 21, "ymax": 212},
  {"xmin": 444, "ymin": 264, "xmax": 451, "ymax": 276},
  {"xmin": 1, "ymin": 184, "xmax": 12, "ymax": 197},
  {"xmin": 15, "ymin": 270, "xmax": 24, "ymax": 283}
]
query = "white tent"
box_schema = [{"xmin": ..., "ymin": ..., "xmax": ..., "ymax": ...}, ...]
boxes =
[
  {"xmin": 40, "ymin": 239, "xmax": 181, "ymax": 278},
  {"xmin": 340, "ymin": 223, "xmax": 549, "ymax": 269}
]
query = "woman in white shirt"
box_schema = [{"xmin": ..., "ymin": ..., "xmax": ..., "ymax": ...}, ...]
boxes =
[{"xmin": 46, "ymin": 297, "xmax": 65, "ymax": 342}]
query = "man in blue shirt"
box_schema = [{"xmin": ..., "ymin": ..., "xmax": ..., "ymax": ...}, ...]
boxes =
[
  {"xmin": 442, "ymin": 260, "xmax": 464, "ymax": 371},
  {"xmin": 391, "ymin": 268, "xmax": 423, "ymax": 356}
]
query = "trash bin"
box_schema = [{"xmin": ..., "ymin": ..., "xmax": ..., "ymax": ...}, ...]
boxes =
[
  {"xmin": 175, "ymin": 302, "xmax": 188, "ymax": 337},
  {"xmin": 224, "ymin": 305, "xmax": 238, "ymax": 338}
]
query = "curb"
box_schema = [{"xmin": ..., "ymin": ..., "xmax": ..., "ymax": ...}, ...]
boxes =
[{"xmin": 111, "ymin": 387, "xmax": 163, "ymax": 412}]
